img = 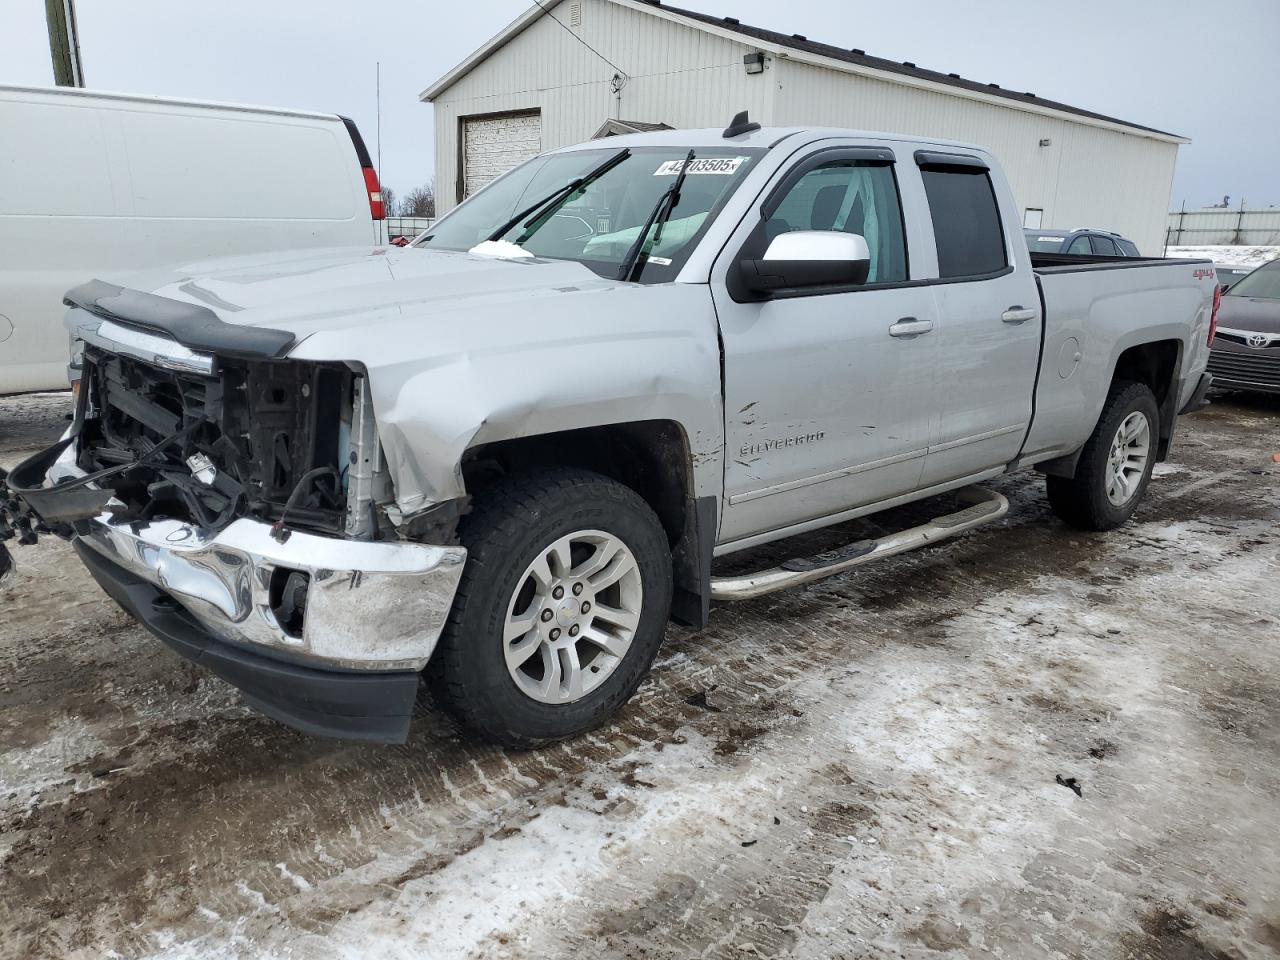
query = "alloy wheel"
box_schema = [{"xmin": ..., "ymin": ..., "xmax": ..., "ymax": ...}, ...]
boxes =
[
  {"xmin": 503, "ymin": 529, "xmax": 643, "ymax": 704},
  {"xmin": 1106, "ymin": 410, "xmax": 1151, "ymax": 506}
]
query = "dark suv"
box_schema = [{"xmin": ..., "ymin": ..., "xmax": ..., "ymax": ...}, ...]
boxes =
[{"xmin": 1024, "ymin": 228, "xmax": 1141, "ymax": 257}]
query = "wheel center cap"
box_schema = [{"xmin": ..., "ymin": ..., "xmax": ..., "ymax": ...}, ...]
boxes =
[{"xmin": 555, "ymin": 597, "xmax": 580, "ymax": 628}]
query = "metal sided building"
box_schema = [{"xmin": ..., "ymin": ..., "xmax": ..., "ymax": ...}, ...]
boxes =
[{"xmin": 422, "ymin": 0, "xmax": 1185, "ymax": 254}]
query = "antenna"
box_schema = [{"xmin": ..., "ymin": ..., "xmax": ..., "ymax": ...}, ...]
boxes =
[
  {"xmin": 723, "ymin": 110, "xmax": 761, "ymax": 139},
  {"xmin": 376, "ymin": 60, "xmax": 384, "ymax": 243}
]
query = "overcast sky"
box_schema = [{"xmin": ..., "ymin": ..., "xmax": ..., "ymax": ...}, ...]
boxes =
[{"xmin": 3, "ymin": 0, "xmax": 1276, "ymax": 210}]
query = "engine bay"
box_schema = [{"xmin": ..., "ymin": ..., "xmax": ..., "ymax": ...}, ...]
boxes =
[{"xmin": 75, "ymin": 345, "xmax": 384, "ymax": 538}]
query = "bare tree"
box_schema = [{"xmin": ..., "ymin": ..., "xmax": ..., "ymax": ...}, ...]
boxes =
[
  {"xmin": 401, "ymin": 181, "xmax": 436, "ymax": 218},
  {"xmin": 380, "ymin": 186, "xmax": 398, "ymax": 218}
]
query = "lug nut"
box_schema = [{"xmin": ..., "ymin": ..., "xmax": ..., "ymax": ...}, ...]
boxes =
[
  {"xmin": 541, "ymin": 609, "xmax": 554, "ymax": 622},
  {"xmin": 550, "ymin": 628, "xmax": 561, "ymax": 640},
  {"xmin": 569, "ymin": 625, "xmax": 580, "ymax": 637},
  {"xmin": 581, "ymin": 601, "xmax": 591, "ymax": 614},
  {"xmin": 552, "ymin": 585, "xmax": 564, "ymax": 600},
  {"xmin": 572, "ymin": 582, "xmax": 583, "ymax": 596}
]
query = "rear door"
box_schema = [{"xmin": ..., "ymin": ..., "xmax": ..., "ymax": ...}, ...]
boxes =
[
  {"xmin": 914, "ymin": 151, "xmax": 1043, "ymax": 486},
  {"xmin": 711, "ymin": 141, "xmax": 939, "ymax": 546}
]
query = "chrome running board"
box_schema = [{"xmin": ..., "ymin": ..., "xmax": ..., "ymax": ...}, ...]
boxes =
[{"xmin": 710, "ymin": 486, "xmax": 1009, "ymax": 601}]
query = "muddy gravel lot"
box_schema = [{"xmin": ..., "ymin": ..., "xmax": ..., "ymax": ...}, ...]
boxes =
[{"xmin": 2, "ymin": 391, "xmax": 1278, "ymax": 960}]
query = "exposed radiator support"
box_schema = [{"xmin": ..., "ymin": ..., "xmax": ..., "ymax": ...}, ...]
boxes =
[{"xmin": 344, "ymin": 377, "xmax": 389, "ymax": 539}]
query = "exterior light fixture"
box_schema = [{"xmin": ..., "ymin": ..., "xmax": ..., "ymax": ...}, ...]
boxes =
[
  {"xmin": 743, "ymin": 52, "xmax": 766, "ymax": 75},
  {"xmin": 1039, "ymin": 138, "xmax": 1052, "ymax": 147}
]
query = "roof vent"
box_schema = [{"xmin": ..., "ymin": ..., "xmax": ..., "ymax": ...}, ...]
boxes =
[
  {"xmin": 903, "ymin": 61, "xmax": 916, "ymax": 68},
  {"xmin": 724, "ymin": 16, "xmax": 739, "ymax": 23},
  {"xmin": 988, "ymin": 82, "xmax": 1000, "ymax": 88},
  {"xmin": 723, "ymin": 110, "xmax": 761, "ymax": 139},
  {"xmin": 792, "ymin": 33, "xmax": 807, "ymax": 40},
  {"xmin": 948, "ymin": 72, "xmax": 961, "ymax": 79},
  {"xmin": 1025, "ymin": 92, "xmax": 1037, "ymax": 98},
  {"xmin": 850, "ymin": 47, "xmax": 864, "ymax": 54}
]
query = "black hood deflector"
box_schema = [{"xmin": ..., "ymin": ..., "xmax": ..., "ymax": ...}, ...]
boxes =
[{"xmin": 65, "ymin": 279, "xmax": 296, "ymax": 360}]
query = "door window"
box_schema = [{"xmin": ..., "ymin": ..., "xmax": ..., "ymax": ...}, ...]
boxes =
[
  {"xmin": 763, "ymin": 160, "xmax": 908, "ymax": 284},
  {"xmin": 920, "ymin": 167, "xmax": 1008, "ymax": 278},
  {"xmin": 1067, "ymin": 235, "xmax": 1093, "ymax": 255},
  {"xmin": 1090, "ymin": 235, "xmax": 1120, "ymax": 256}
]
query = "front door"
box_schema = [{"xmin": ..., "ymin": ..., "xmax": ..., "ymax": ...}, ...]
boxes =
[{"xmin": 711, "ymin": 144, "xmax": 939, "ymax": 546}]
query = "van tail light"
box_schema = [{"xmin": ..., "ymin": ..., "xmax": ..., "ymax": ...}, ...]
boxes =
[
  {"xmin": 338, "ymin": 116, "xmax": 385, "ymax": 222},
  {"xmin": 363, "ymin": 166, "xmax": 385, "ymax": 220},
  {"xmin": 1208, "ymin": 284, "xmax": 1222, "ymax": 347}
]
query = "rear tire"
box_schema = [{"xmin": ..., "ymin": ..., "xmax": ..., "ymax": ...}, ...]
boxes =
[
  {"xmin": 1046, "ymin": 380, "xmax": 1159, "ymax": 531},
  {"xmin": 432, "ymin": 469, "xmax": 672, "ymax": 748}
]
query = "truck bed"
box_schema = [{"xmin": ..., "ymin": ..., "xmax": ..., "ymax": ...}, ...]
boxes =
[{"xmin": 1020, "ymin": 254, "xmax": 1215, "ymax": 468}]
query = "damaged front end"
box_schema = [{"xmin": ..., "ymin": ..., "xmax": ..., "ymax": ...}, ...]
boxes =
[
  {"xmin": 0, "ymin": 281, "xmax": 466, "ymax": 742},
  {"xmin": 71, "ymin": 344, "xmax": 384, "ymax": 540}
]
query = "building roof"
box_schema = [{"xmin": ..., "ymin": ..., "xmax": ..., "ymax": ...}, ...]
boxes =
[
  {"xmin": 654, "ymin": 2, "xmax": 1183, "ymax": 140},
  {"xmin": 421, "ymin": 0, "xmax": 1185, "ymax": 143}
]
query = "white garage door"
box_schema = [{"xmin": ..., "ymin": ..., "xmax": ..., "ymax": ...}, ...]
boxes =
[{"xmin": 462, "ymin": 111, "xmax": 542, "ymax": 199}]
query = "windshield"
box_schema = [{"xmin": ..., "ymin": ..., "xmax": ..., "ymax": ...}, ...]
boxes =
[
  {"xmin": 1225, "ymin": 262, "xmax": 1280, "ymax": 299},
  {"xmin": 1025, "ymin": 232, "xmax": 1066, "ymax": 253},
  {"xmin": 415, "ymin": 147, "xmax": 762, "ymax": 281}
]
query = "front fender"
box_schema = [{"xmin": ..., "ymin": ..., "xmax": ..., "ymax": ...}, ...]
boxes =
[{"xmin": 293, "ymin": 283, "xmax": 726, "ymax": 515}]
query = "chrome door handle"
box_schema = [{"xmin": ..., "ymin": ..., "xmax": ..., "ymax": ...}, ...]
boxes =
[
  {"xmin": 1002, "ymin": 306, "xmax": 1037, "ymax": 324},
  {"xmin": 888, "ymin": 317, "xmax": 934, "ymax": 338}
]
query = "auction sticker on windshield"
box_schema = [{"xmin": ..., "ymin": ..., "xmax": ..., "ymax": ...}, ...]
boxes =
[{"xmin": 654, "ymin": 157, "xmax": 747, "ymax": 176}]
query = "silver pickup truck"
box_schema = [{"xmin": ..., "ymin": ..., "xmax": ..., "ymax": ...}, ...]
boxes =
[{"xmin": 0, "ymin": 118, "xmax": 1218, "ymax": 747}]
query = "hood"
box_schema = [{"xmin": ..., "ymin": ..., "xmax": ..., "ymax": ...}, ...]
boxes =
[
  {"xmin": 1218, "ymin": 294, "xmax": 1280, "ymax": 334},
  {"xmin": 99, "ymin": 245, "xmax": 621, "ymax": 344}
]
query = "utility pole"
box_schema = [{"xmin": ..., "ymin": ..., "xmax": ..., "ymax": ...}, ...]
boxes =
[{"xmin": 45, "ymin": 0, "xmax": 86, "ymax": 87}]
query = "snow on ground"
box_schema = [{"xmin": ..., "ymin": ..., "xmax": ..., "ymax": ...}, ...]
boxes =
[{"xmin": 1165, "ymin": 245, "xmax": 1280, "ymax": 267}]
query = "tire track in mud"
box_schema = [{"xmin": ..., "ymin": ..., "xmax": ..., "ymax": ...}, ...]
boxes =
[
  {"xmin": 505, "ymin": 515, "xmax": 1280, "ymax": 960},
  {"xmin": 1, "ymin": 401, "xmax": 1278, "ymax": 958}
]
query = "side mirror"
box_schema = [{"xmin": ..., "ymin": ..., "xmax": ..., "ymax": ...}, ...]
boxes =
[{"xmin": 739, "ymin": 231, "xmax": 871, "ymax": 293}]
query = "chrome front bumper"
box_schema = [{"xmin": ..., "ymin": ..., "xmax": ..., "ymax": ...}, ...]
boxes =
[
  {"xmin": 77, "ymin": 515, "xmax": 466, "ymax": 671},
  {"xmin": 43, "ymin": 449, "xmax": 466, "ymax": 672}
]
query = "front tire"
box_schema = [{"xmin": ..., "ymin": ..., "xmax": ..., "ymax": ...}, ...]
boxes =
[
  {"xmin": 432, "ymin": 469, "xmax": 673, "ymax": 748},
  {"xmin": 1046, "ymin": 380, "xmax": 1159, "ymax": 531}
]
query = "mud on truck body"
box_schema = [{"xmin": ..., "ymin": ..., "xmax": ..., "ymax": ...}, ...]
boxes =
[{"xmin": 1, "ymin": 118, "xmax": 1218, "ymax": 747}]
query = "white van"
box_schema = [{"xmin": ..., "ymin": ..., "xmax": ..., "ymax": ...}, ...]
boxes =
[{"xmin": 0, "ymin": 85, "xmax": 385, "ymax": 395}]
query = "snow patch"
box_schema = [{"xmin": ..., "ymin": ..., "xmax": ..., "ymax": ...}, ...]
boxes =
[{"xmin": 1165, "ymin": 245, "xmax": 1279, "ymax": 267}]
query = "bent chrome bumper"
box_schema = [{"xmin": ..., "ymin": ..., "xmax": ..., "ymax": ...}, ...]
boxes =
[
  {"xmin": 76, "ymin": 513, "xmax": 466, "ymax": 671},
  {"xmin": 3, "ymin": 439, "xmax": 467, "ymax": 742},
  {"xmin": 8, "ymin": 439, "xmax": 466, "ymax": 673}
]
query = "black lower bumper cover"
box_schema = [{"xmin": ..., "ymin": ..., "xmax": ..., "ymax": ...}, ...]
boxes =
[
  {"xmin": 1179, "ymin": 371, "xmax": 1214, "ymax": 414},
  {"xmin": 75, "ymin": 541, "xmax": 420, "ymax": 744}
]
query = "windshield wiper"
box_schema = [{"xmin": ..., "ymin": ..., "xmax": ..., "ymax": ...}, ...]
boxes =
[
  {"xmin": 486, "ymin": 148, "xmax": 630, "ymax": 244},
  {"xmin": 617, "ymin": 149, "xmax": 695, "ymax": 283}
]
